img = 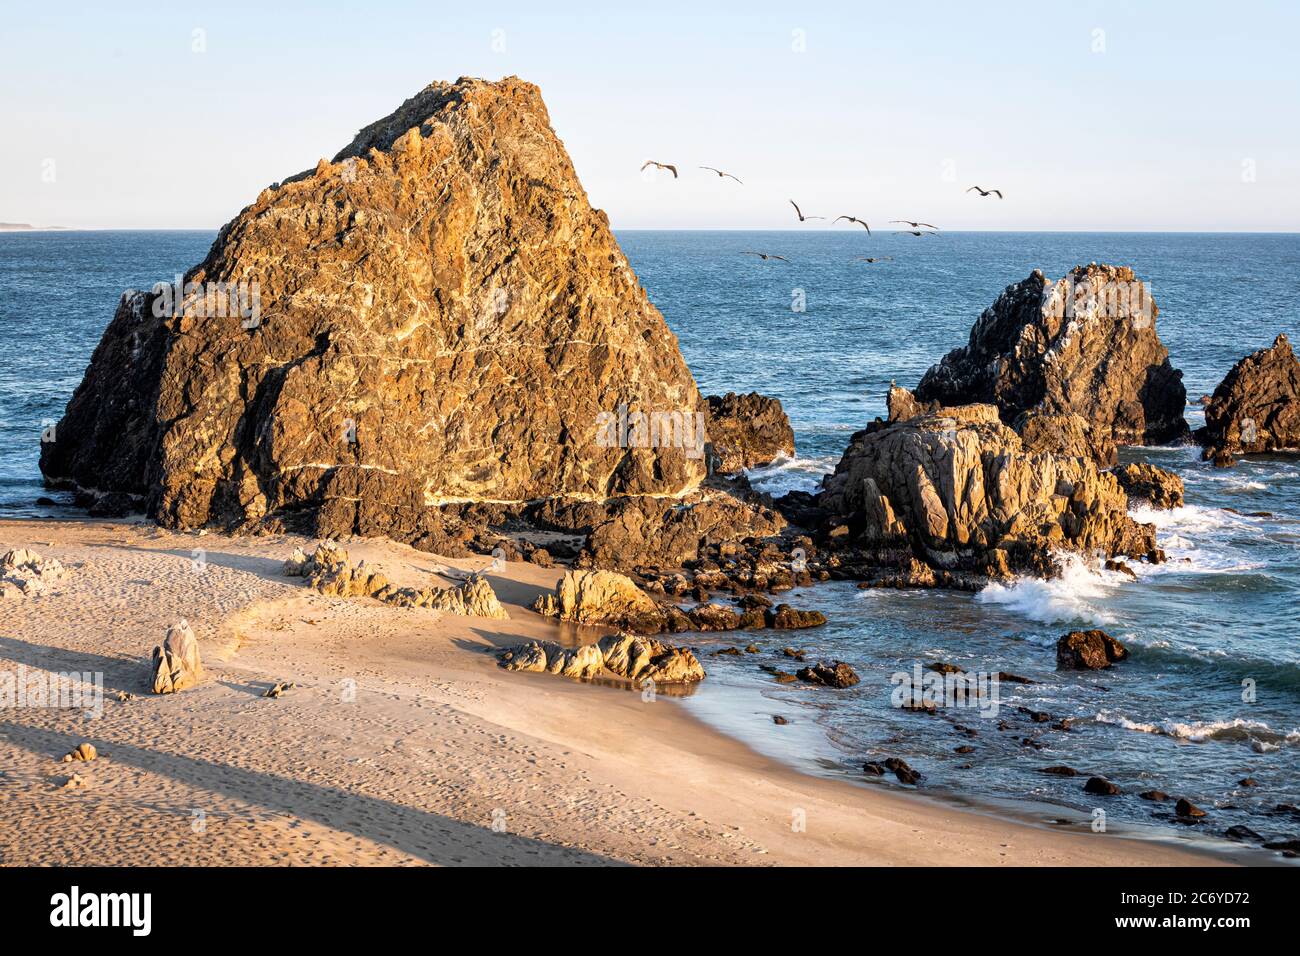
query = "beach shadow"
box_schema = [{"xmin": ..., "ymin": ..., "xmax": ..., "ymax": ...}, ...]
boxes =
[
  {"xmin": 0, "ymin": 721, "xmax": 621, "ymax": 866},
  {"xmin": 0, "ymin": 634, "xmax": 146, "ymax": 696},
  {"xmin": 112, "ymin": 545, "xmax": 295, "ymax": 586}
]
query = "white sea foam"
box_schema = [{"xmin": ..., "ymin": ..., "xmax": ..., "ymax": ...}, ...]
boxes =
[
  {"xmin": 1094, "ymin": 711, "xmax": 1300, "ymax": 750},
  {"xmin": 974, "ymin": 553, "xmax": 1122, "ymax": 625},
  {"xmin": 1128, "ymin": 503, "xmax": 1267, "ymax": 574},
  {"xmin": 744, "ymin": 454, "xmax": 836, "ymax": 496}
]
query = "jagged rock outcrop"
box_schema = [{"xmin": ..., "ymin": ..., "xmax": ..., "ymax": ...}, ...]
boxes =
[
  {"xmin": 40, "ymin": 76, "xmax": 710, "ymax": 541},
  {"xmin": 816, "ymin": 401, "xmax": 1158, "ymax": 580},
  {"xmin": 0, "ymin": 548, "xmax": 65, "ymax": 598},
  {"xmin": 498, "ymin": 631, "xmax": 705, "ymax": 684},
  {"xmin": 704, "ymin": 392, "xmax": 795, "ymax": 473},
  {"xmin": 290, "ymin": 543, "xmax": 507, "ymax": 617},
  {"xmin": 914, "ymin": 264, "xmax": 1188, "ymax": 451},
  {"xmin": 531, "ymin": 569, "xmax": 666, "ymax": 633},
  {"xmin": 1113, "ymin": 462, "xmax": 1184, "ymax": 509},
  {"xmin": 151, "ymin": 620, "xmax": 203, "ymax": 694},
  {"xmin": 1196, "ymin": 334, "xmax": 1300, "ymax": 463}
]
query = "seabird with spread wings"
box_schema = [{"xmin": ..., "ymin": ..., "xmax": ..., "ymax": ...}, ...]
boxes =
[
  {"xmin": 834, "ymin": 215, "xmax": 871, "ymax": 234},
  {"xmin": 789, "ymin": 200, "xmax": 825, "ymax": 222},
  {"xmin": 966, "ymin": 185, "xmax": 1003, "ymax": 198},
  {"xmin": 640, "ymin": 160, "xmax": 678, "ymax": 178},
  {"xmin": 700, "ymin": 166, "xmax": 743, "ymax": 183}
]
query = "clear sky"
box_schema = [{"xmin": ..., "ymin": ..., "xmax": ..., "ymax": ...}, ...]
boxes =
[{"xmin": 3, "ymin": 0, "xmax": 1297, "ymax": 231}]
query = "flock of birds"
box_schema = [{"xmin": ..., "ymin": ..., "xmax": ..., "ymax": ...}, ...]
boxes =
[{"xmin": 639, "ymin": 160, "xmax": 1003, "ymax": 263}]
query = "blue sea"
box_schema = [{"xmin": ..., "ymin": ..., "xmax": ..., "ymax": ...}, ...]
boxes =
[{"xmin": 3, "ymin": 229, "xmax": 1299, "ymax": 852}]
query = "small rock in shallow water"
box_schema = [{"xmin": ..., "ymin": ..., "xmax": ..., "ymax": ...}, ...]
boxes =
[
  {"xmin": 1084, "ymin": 776, "xmax": 1121, "ymax": 796},
  {"xmin": 1139, "ymin": 790, "xmax": 1170, "ymax": 802},
  {"xmin": 1056, "ymin": 629, "xmax": 1129, "ymax": 670},
  {"xmin": 1038, "ymin": 765, "xmax": 1079, "ymax": 777},
  {"xmin": 796, "ymin": 661, "xmax": 859, "ymax": 688},
  {"xmin": 1175, "ymin": 798, "xmax": 1207, "ymax": 819},
  {"xmin": 1224, "ymin": 825, "xmax": 1263, "ymax": 842},
  {"xmin": 772, "ymin": 715, "xmax": 788, "ymax": 725},
  {"xmin": 1238, "ymin": 777, "xmax": 1259, "ymax": 788}
]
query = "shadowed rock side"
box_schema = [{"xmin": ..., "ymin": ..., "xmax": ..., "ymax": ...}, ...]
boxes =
[
  {"xmin": 811, "ymin": 401, "xmax": 1158, "ymax": 585},
  {"xmin": 40, "ymin": 76, "xmax": 707, "ymax": 538},
  {"xmin": 913, "ymin": 264, "xmax": 1188, "ymax": 454},
  {"xmin": 704, "ymin": 392, "xmax": 796, "ymax": 473},
  {"xmin": 1196, "ymin": 334, "xmax": 1300, "ymax": 465}
]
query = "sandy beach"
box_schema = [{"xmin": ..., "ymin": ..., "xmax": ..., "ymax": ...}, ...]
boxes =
[{"xmin": 0, "ymin": 517, "xmax": 1246, "ymax": 867}]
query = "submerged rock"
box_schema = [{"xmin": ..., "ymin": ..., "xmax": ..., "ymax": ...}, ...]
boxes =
[
  {"xmin": 1056, "ymin": 629, "xmax": 1129, "ymax": 670},
  {"xmin": 40, "ymin": 77, "xmax": 709, "ymax": 541},
  {"xmin": 151, "ymin": 620, "xmax": 203, "ymax": 694},
  {"xmin": 1197, "ymin": 333, "xmax": 1300, "ymax": 462},
  {"xmin": 1083, "ymin": 776, "xmax": 1121, "ymax": 796},
  {"xmin": 704, "ymin": 392, "xmax": 796, "ymax": 473},
  {"xmin": 913, "ymin": 264, "xmax": 1188, "ymax": 449}
]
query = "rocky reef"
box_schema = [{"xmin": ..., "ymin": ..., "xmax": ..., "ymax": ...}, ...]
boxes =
[
  {"xmin": 1196, "ymin": 333, "xmax": 1300, "ymax": 464},
  {"xmin": 499, "ymin": 632, "xmax": 705, "ymax": 684},
  {"xmin": 807, "ymin": 399, "xmax": 1159, "ymax": 585},
  {"xmin": 704, "ymin": 392, "xmax": 796, "ymax": 473},
  {"xmin": 913, "ymin": 264, "xmax": 1188, "ymax": 456}
]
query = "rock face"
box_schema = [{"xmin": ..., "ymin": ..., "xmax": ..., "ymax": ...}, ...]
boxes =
[
  {"xmin": 913, "ymin": 264, "xmax": 1188, "ymax": 450},
  {"xmin": 39, "ymin": 76, "xmax": 707, "ymax": 539},
  {"xmin": 704, "ymin": 392, "xmax": 795, "ymax": 473},
  {"xmin": 1113, "ymin": 462, "xmax": 1184, "ymax": 509},
  {"xmin": 1197, "ymin": 334, "xmax": 1300, "ymax": 462},
  {"xmin": 817, "ymin": 402, "xmax": 1157, "ymax": 580},
  {"xmin": 1056, "ymin": 629, "xmax": 1129, "ymax": 670},
  {"xmin": 498, "ymin": 631, "xmax": 705, "ymax": 684},
  {"xmin": 532, "ymin": 569, "xmax": 666, "ymax": 633},
  {"xmin": 0, "ymin": 548, "xmax": 65, "ymax": 597},
  {"xmin": 151, "ymin": 620, "xmax": 203, "ymax": 694}
]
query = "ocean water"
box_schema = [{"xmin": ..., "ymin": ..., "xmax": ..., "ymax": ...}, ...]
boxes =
[{"xmin": 3, "ymin": 229, "xmax": 1299, "ymax": 849}]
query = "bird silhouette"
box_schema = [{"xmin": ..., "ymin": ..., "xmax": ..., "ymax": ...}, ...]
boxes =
[
  {"xmin": 743, "ymin": 252, "xmax": 789, "ymax": 261},
  {"xmin": 889, "ymin": 220, "xmax": 939, "ymax": 230},
  {"xmin": 853, "ymin": 256, "xmax": 893, "ymax": 263},
  {"xmin": 789, "ymin": 200, "xmax": 825, "ymax": 222},
  {"xmin": 894, "ymin": 230, "xmax": 939, "ymax": 237},
  {"xmin": 640, "ymin": 160, "xmax": 678, "ymax": 178},
  {"xmin": 700, "ymin": 166, "xmax": 743, "ymax": 183},
  {"xmin": 966, "ymin": 186, "xmax": 1002, "ymax": 198},
  {"xmin": 834, "ymin": 215, "xmax": 871, "ymax": 234}
]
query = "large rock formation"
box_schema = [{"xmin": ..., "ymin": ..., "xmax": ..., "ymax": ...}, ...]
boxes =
[
  {"xmin": 704, "ymin": 392, "xmax": 795, "ymax": 473},
  {"xmin": 815, "ymin": 401, "xmax": 1157, "ymax": 581},
  {"xmin": 1196, "ymin": 334, "xmax": 1300, "ymax": 463},
  {"xmin": 914, "ymin": 264, "xmax": 1188, "ymax": 451},
  {"xmin": 40, "ymin": 77, "xmax": 710, "ymax": 543}
]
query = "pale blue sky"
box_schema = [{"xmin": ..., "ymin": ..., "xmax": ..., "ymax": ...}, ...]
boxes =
[{"xmin": 3, "ymin": 0, "xmax": 1297, "ymax": 230}]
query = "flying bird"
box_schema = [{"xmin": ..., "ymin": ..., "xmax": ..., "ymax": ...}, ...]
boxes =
[
  {"xmin": 789, "ymin": 200, "xmax": 825, "ymax": 222},
  {"xmin": 894, "ymin": 230, "xmax": 939, "ymax": 237},
  {"xmin": 853, "ymin": 256, "xmax": 893, "ymax": 263},
  {"xmin": 889, "ymin": 220, "xmax": 939, "ymax": 230},
  {"xmin": 743, "ymin": 252, "xmax": 789, "ymax": 261},
  {"xmin": 834, "ymin": 215, "xmax": 871, "ymax": 234},
  {"xmin": 641, "ymin": 160, "xmax": 678, "ymax": 178},
  {"xmin": 966, "ymin": 186, "xmax": 1003, "ymax": 198},
  {"xmin": 700, "ymin": 166, "xmax": 743, "ymax": 183}
]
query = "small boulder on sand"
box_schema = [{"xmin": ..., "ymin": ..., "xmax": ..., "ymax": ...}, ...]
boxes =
[
  {"xmin": 151, "ymin": 620, "xmax": 204, "ymax": 694},
  {"xmin": 532, "ymin": 569, "xmax": 667, "ymax": 633},
  {"xmin": 498, "ymin": 631, "xmax": 705, "ymax": 685},
  {"xmin": 1056, "ymin": 629, "xmax": 1129, "ymax": 670},
  {"xmin": 62, "ymin": 742, "xmax": 97, "ymax": 763},
  {"xmin": 0, "ymin": 547, "xmax": 65, "ymax": 597}
]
